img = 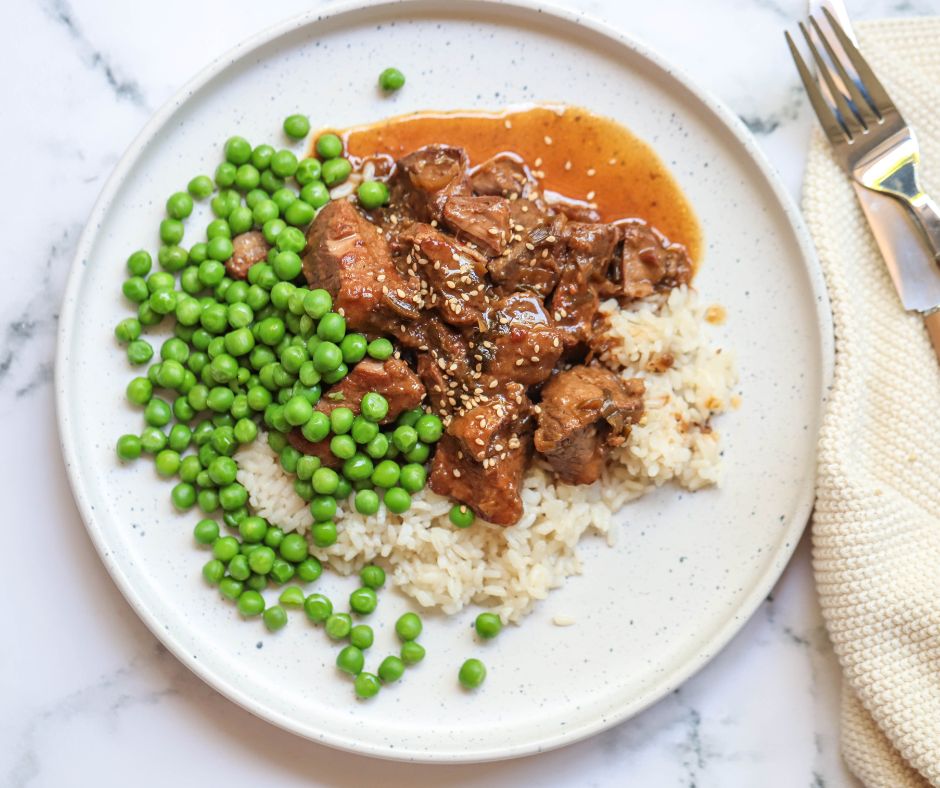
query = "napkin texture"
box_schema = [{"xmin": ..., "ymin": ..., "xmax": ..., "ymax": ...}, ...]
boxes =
[{"xmin": 804, "ymin": 18, "xmax": 940, "ymax": 788}]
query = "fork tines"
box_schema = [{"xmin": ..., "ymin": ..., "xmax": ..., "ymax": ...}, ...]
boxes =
[{"xmin": 786, "ymin": 8, "xmax": 897, "ymax": 145}]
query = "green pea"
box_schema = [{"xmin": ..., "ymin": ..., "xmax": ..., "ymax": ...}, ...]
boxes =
[
  {"xmin": 400, "ymin": 641, "xmax": 425, "ymax": 665},
  {"xmin": 299, "ymin": 180, "xmax": 330, "ymax": 208},
  {"xmin": 401, "ymin": 463, "xmax": 427, "ymax": 493},
  {"xmin": 202, "ymin": 559, "xmax": 225, "ymax": 585},
  {"xmin": 357, "ymin": 181, "xmax": 389, "ymax": 210},
  {"xmin": 188, "ymin": 175, "xmax": 213, "ymax": 199},
  {"xmin": 321, "ymin": 158, "xmax": 352, "ymax": 187},
  {"xmin": 384, "ymin": 487, "xmax": 411, "ymax": 514},
  {"xmin": 349, "ymin": 586, "xmax": 378, "ymax": 615},
  {"xmin": 359, "ymin": 565, "xmax": 385, "ymax": 589},
  {"xmin": 264, "ymin": 526, "xmax": 285, "ymax": 549},
  {"xmin": 263, "ymin": 605, "xmax": 288, "ymax": 632},
  {"xmin": 114, "ymin": 317, "xmax": 141, "ymax": 344},
  {"xmin": 143, "ymin": 397, "xmax": 171, "ymax": 427},
  {"xmin": 283, "ymin": 113, "xmax": 311, "ymax": 139},
  {"xmin": 378, "ymin": 656, "xmax": 405, "ymax": 684},
  {"xmin": 405, "ymin": 441, "xmax": 430, "ymax": 464},
  {"xmin": 207, "ymin": 236, "xmax": 234, "ymax": 262},
  {"xmin": 269, "ymin": 149, "xmax": 297, "ymax": 178},
  {"xmin": 277, "ymin": 532, "xmax": 306, "ymax": 563},
  {"xmin": 279, "ymin": 586, "xmax": 305, "ymax": 607},
  {"xmin": 227, "ymin": 554, "xmax": 250, "ymax": 581},
  {"xmin": 350, "ymin": 625, "xmax": 373, "ymax": 650},
  {"xmin": 295, "ymin": 455, "xmax": 321, "ymax": 482},
  {"xmin": 246, "ymin": 573, "xmax": 268, "ymax": 592},
  {"xmin": 342, "ymin": 454, "xmax": 374, "ymax": 482},
  {"xmin": 357, "ymin": 394, "xmax": 387, "ymax": 425},
  {"xmin": 295, "ymin": 157, "xmax": 322, "ymax": 185},
  {"xmin": 248, "ymin": 545, "xmax": 276, "ymax": 575},
  {"xmin": 354, "ymin": 488, "xmax": 380, "ymax": 515},
  {"xmin": 127, "ymin": 339, "xmax": 154, "ymax": 365},
  {"xmin": 415, "ymin": 413, "xmax": 443, "ymax": 443},
  {"xmin": 115, "ymin": 434, "xmax": 142, "ymax": 461},
  {"xmin": 228, "ymin": 205, "xmax": 254, "ymax": 235},
  {"xmin": 219, "ymin": 577, "xmax": 243, "ymax": 599},
  {"xmin": 284, "ymin": 199, "xmax": 315, "ymax": 227},
  {"xmin": 260, "ymin": 169, "xmax": 284, "ymax": 194},
  {"xmin": 270, "ymin": 187, "xmax": 297, "ymax": 215},
  {"xmin": 224, "ymin": 135, "xmax": 252, "ymax": 165},
  {"xmin": 234, "ymin": 163, "xmax": 260, "ymax": 192},
  {"xmin": 126, "ymin": 249, "xmax": 152, "ymax": 277},
  {"xmin": 378, "ymin": 67, "xmax": 405, "ymax": 91},
  {"xmin": 315, "ymin": 312, "xmax": 344, "ymax": 343},
  {"xmin": 251, "ymin": 144, "xmax": 274, "ymax": 170},
  {"xmin": 458, "ymin": 658, "xmax": 486, "ymax": 689},
  {"xmin": 171, "ymin": 482, "xmax": 196, "ymax": 510},
  {"xmin": 393, "ymin": 612, "xmax": 421, "ymax": 642},
  {"xmin": 276, "ymin": 226, "xmax": 305, "ymax": 254},
  {"xmin": 296, "ymin": 556, "xmax": 322, "ymax": 582},
  {"xmin": 337, "ymin": 645, "xmax": 365, "ymax": 676},
  {"xmin": 219, "ymin": 482, "xmax": 248, "ymax": 511},
  {"xmin": 449, "ymin": 504, "xmax": 475, "ymax": 528},
  {"xmin": 166, "ymin": 191, "xmax": 194, "ymax": 220},
  {"xmin": 273, "ymin": 250, "xmax": 302, "ymax": 281},
  {"xmin": 309, "ymin": 496, "xmax": 337, "ymax": 523},
  {"xmin": 270, "ymin": 558, "xmax": 294, "ymax": 584},
  {"xmin": 191, "ymin": 519, "xmax": 219, "ymax": 545},
  {"xmin": 325, "ymin": 612, "xmax": 352, "ymax": 640},
  {"xmin": 304, "ymin": 593, "xmax": 332, "ymax": 623},
  {"xmin": 159, "ymin": 218, "xmax": 184, "ymax": 246},
  {"xmin": 311, "ymin": 521, "xmax": 337, "ymax": 547},
  {"xmin": 367, "ymin": 337, "xmax": 393, "ymax": 360},
  {"xmin": 238, "ymin": 515, "xmax": 267, "ymax": 544},
  {"xmin": 364, "ymin": 434, "xmax": 389, "ymax": 459},
  {"xmin": 207, "ymin": 387, "xmax": 235, "ymax": 413},
  {"xmin": 154, "ymin": 449, "xmax": 180, "ymax": 477},
  {"xmin": 233, "ymin": 418, "xmax": 257, "ymax": 444},
  {"xmin": 315, "ymin": 133, "xmax": 343, "ymax": 160},
  {"xmin": 124, "ymin": 377, "xmax": 151, "ymax": 406},
  {"xmin": 474, "ymin": 612, "xmax": 502, "ymax": 640},
  {"xmin": 236, "ymin": 589, "xmax": 265, "ymax": 617},
  {"xmin": 370, "ymin": 459, "xmax": 400, "ymax": 489}
]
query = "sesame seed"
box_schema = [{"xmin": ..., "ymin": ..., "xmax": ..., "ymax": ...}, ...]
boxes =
[
  {"xmin": 453, "ymin": 469, "xmax": 461, "ymax": 477},
  {"xmin": 525, "ymin": 242, "xmax": 535, "ymax": 251},
  {"xmin": 544, "ymin": 135, "xmax": 553, "ymax": 145},
  {"xmin": 489, "ymin": 380, "xmax": 498, "ymax": 389},
  {"xmin": 531, "ymin": 356, "xmax": 540, "ymax": 362},
  {"xmin": 546, "ymin": 235, "xmax": 556, "ymax": 243},
  {"xmin": 430, "ymin": 219, "xmax": 438, "ymax": 227},
  {"xmin": 564, "ymin": 160, "xmax": 572, "ymax": 171},
  {"xmin": 587, "ymin": 168, "xmax": 596, "ymax": 177},
  {"xmin": 487, "ymin": 227, "xmax": 499, "ymax": 235},
  {"xmin": 475, "ymin": 438, "xmax": 485, "ymax": 446},
  {"xmin": 586, "ymin": 190, "xmax": 596, "ymax": 200},
  {"xmin": 534, "ymin": 157, "xmax": 543, "ymax": 167},
  {"xmin": 504, "ymin": 119, "xmax": 512, "ymax": 129},
  {"xmin": 515, "ymin": 358, "xmax": 524, "ymax": 366}
]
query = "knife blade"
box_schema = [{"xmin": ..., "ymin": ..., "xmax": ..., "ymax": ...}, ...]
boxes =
[{"xmin": 810, "ymin": 0, "xmax": 940, "ymax": 358}]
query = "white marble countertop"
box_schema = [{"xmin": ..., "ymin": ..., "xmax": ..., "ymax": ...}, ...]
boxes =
[{"xmin": 5, "ymin": 0, "xmax": 938, "ymax": 785}]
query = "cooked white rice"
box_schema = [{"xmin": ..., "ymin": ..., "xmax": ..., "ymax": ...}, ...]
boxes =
[{"xmin": 235, "ymin": 285, "xmax": 736, "ymax": 622}]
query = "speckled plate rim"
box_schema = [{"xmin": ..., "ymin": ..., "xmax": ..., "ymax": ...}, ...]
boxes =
[{"xmin": 55, "ymin": 0, "xmax": 834, "ymax": 763}]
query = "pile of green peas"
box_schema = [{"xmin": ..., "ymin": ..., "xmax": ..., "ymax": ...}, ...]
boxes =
[{"xmin": 113, "ymin": 112, "xmax": 492, "ymax": 699}]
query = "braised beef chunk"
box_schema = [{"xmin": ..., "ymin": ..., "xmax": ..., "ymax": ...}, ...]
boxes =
[
  {"xmin": 416, "ymin": 318, "xmax": 473, "ymax": 416},
  {"xmin": 303, "ymin": 200, "xmax": 422, "ymax": 337},
  {"xmin": 441, "ymin": 195, "xmax": 511, "ymax": 255},
  {"xmin": 226, "ymin": 231, "xmax": 269, "ymax": 280},
  {"xmin": 429, "ymin": 431, "xmax": 532, "ymax": 526},
  {"xmin": 486, "ymin": 198, "xmax": 561, "ymax": 296},
  {"xmin": 549, "ymin": 221, "xmax": 620, "ymax": 347},
  {"xmin": 482, "ymin": 292, "xmax": 564, "ymax": 386},
  {"xmin": 470, "ymin": 154, "xmax": 533, "ymax": 198},
  {"xmin": 398, "ymin": 223, "xmax": 490, "ymax": 328},
  {"xmin": 446, "ymin": 383, "xmax": 530, "ymax": 462},
  {"xmin": 316, "ymin": 358, "xmax": 425, "ymax": 422},
  {"xmin": 606, "ymin": 222, "xmax": 693, "ymax": 300},
  {"xmin": 390, "ymin": 146, "xmax": 470, "ymax": 222},
  {"xmin": 534, "ymin": 366, "xmax": 645, "ymax": 485}
]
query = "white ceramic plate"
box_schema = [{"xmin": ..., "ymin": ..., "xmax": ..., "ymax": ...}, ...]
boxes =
[{"xmin": 56, "ymin": 0, "xmax": 833, "ymax": 763}]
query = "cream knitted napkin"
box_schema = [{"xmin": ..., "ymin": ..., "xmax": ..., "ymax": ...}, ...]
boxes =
[{"xmin": 804, "ymin": 18, "xmax": 940, "ymax": 788}]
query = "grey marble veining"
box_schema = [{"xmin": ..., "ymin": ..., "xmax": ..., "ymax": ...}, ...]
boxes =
[{"xmin": 5, "ymin": 0, "xmax": 937, "ymax": 785}]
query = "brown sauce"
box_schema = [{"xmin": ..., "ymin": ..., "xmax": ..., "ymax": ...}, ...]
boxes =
[{"xmin": 320, "ymin": 104, "xmax": 701, "ymax": 264}]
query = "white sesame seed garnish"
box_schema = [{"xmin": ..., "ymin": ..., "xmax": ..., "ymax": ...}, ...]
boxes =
[
  {"xmin": 586, "ymin": 168, "xmax": 596, "ymax": 177},
  {"xmin": 586, "ymin": 191, "xmax": 596, "ymax": 200},
  {"xmin": 564, "ymin": 160, "xmax": 572, "ymax": 171},
  {"xmin": 544, "ymin": 135, "xmax": 553, "ymax": 145}
]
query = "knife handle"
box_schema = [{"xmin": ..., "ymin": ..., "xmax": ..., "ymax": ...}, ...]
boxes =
[
  {"xmin": 909, "ymin": 193, "xmax": 940, "ymax": 262},
  {"xmin": 924, "ymin": 311, "xmax": 940, "ymax": 365}
]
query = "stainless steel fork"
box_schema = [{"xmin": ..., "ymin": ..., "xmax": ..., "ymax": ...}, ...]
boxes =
[{"xmin": 787, "ymin": 9, "xmax": 940, "ymax": 320}]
